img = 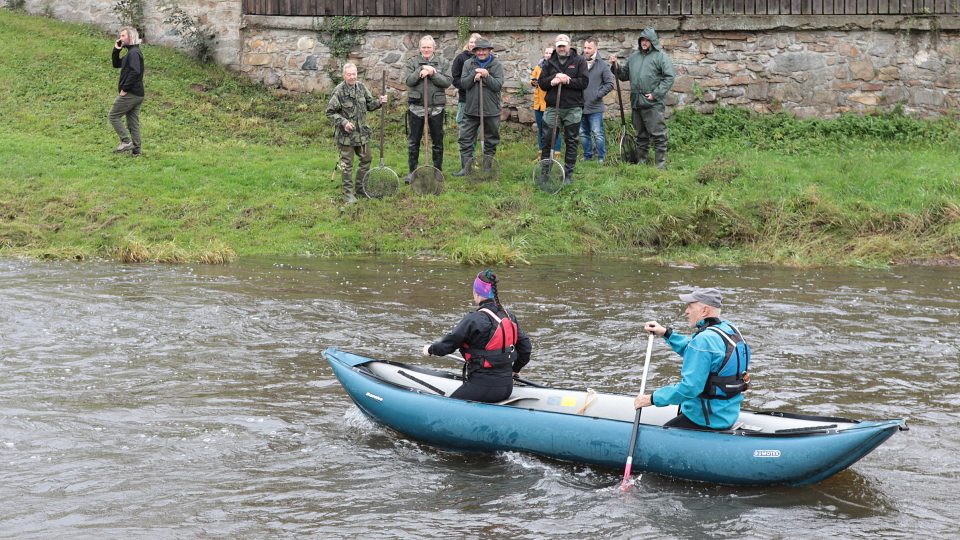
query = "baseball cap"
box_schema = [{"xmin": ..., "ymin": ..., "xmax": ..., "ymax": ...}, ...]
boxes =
[{"xmin": 679, "ymin": 288, "xmax": 723, "ymax": 308}]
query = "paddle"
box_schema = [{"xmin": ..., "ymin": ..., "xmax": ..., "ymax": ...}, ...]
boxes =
[
  {"xmin": 620, "ymin": 332, "xmax": 655, "ymax": 492},
  {"xmin": 441, "ymin": 353, "xmax": 545, "ymax": 388}
]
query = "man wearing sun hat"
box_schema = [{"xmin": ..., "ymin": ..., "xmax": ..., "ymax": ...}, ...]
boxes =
[
  {"xmin": 633, "ymin": 288, "xmax": 752, "ymax": 431},
  {"xmin": 453, "ymin": 38, "xmax": 504, "ymax": 177},
  {"xmin": 536, "ymin": 33, "xmax": 589, "ymax": 183}
]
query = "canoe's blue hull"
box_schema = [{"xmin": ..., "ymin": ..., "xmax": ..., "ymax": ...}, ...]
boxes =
[{"xmin": 324, "ymin": 348, "xmax": 905, "ymax": 486}]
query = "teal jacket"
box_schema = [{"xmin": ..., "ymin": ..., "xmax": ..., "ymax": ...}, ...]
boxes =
[
  {"xmin": 613, "ymin": 28, "xmax": 675, "ymax": 110},
  {"xmin": 651, "ymin": 318, "xmax": 745, "ymax": 429}
]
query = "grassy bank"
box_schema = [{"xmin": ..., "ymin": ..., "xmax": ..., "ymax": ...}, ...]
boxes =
[{"xmin": 1, "ymin": 10, "xmax": 959, "ymax": 266}]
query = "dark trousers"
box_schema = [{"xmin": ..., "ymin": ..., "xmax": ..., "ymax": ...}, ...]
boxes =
[
  {"xmin": 663, "ymin": 413, "xmax": 727, "ymax": 431},
  {"xmin": 450, "ymin": 380, "xmax": 512, "ymax": 403},
  {"xmin": 407, "ymin": 110, "xmax": 444, "ymax": 172},
  {"xmin": 632, "ymin": 106, "xmax": 668, "ymax": 159},
  {"xmin": 458, "ymin": 114, "xmax": 500, "ymax": 159},
  {"xmin": 539, "ymin": 122, "xmax": 579, "ymax": 174}
]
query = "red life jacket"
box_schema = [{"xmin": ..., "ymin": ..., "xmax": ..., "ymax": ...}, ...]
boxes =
[{"xmin": 461, "ymin": 307, "xmax": 519, "ymax": 370}]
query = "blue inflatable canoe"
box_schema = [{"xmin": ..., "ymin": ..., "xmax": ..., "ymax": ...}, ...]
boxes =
[{"xmin": 323, "ymin": 347, "xmax": 906, "ymax": 486}]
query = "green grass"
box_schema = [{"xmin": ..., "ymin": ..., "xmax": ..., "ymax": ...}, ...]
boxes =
[{"xmin": 2, "ymin": 9, "xmax": 959, "ymax": 266}]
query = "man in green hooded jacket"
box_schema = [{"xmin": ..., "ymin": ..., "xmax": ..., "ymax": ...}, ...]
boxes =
[{"xmin": 610, "ymin": 28, "xmax": 675, "ymax": 169}]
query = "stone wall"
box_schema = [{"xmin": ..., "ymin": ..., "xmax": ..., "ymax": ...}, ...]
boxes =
[
  {"xmin": 19, "ymin": 2, "xmax": 960, "ymax": 118},
  {"xmin": 22, "ymin": 0, "xmax": 242, "ymax": 68},
  {"xmin": 242, "ymin": 15, "xmax": 960, "ymax": 120}
]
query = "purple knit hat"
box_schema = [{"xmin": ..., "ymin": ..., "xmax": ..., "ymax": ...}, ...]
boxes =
[{"xmin": 473, "ymin": 271, "xmax": 495, "ymax": 299}]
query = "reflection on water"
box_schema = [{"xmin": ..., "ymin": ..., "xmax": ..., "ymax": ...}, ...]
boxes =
[{"xmin": 0, "ymin": 257, "xmax": 957, "ymax": 537}]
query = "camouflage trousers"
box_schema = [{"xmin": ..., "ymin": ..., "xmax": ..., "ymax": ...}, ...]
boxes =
[{"xmin": 338, "ymin": 144, "xmax": 372, "ymax": 198}]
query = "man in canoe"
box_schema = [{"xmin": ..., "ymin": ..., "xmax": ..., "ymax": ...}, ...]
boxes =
[
  {"xmin": 422, "ymin": 270, "xmax": 533, "ymax": 402},
  {"xmin": 634, "ymin": 288, "xmax": 751, "ymax": 430}
]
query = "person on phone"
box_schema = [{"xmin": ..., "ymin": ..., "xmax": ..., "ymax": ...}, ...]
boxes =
[{"xmin": 109, "ymin": 27, "xmax": 145, "ymax": 157}]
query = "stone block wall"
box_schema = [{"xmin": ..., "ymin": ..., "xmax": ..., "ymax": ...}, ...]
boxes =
[
  {"xmin": 17, "ymin": 3, "xmax": 960, "ymax": 118},
  {"xmin": 241, "ymin": 15, "xmax": 960, "ymax": 120}
]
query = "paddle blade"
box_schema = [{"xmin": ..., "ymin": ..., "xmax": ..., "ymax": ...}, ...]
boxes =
[
  {"xmin": 619, "ymin": 458, "xmax": 634, "ymax": 492},
  {"xmin": 363, "ymin": 166, "xmax": 400, "ymax": 199},
  {"xmin": 410, "ymin": 166, "xmax": 444, "ymax": 195},
  {"xmin": 532, "ymin": 159, "xmax": 565, "ymax": 194},
  {"xmin": 466, "ymin": 155, "xmax": 500, "ymax": 183}
]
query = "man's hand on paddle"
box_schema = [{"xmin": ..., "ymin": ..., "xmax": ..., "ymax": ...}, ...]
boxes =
[
  {"xmin": 644, "ymin": 321, "xmax": 666, "ymax": 337},
  {"xmin": 634, "ymin": 393, "xmax": 653, "ymax": 409}
]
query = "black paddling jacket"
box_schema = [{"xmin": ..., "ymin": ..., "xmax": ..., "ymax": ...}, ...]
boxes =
[{"xmin": 427, "ymin": 299, "xmax": 533, "ymax": 377}]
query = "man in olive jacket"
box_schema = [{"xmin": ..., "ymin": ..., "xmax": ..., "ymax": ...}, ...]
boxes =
[
  {"xmin": 537, "ymin": 34, "xmax": 589, "ymax": 182},
  {"xmin": 403, "ymin": 35, "xmax": 452, "ymax": 174},
  {"xmin": 453, "ymin": 39, "xmax": 503, "ymax": 176},
  {"xmin": 610, "ymin": 28, "xmax": 676, "ymax": 168},
  {"xmin": 325, "ymin": 63, "xmax": 387, "ymax": 204}
]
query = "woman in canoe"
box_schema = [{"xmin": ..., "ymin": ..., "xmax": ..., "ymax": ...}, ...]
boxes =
[{"xmin": 423, "ymin": 270, "xmax": 533, "ymax": 402}]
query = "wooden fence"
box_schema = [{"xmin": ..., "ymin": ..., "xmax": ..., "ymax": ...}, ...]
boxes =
[{"xmin": 242, "ymin": 0, "xmax": 960, "ymax": 16}]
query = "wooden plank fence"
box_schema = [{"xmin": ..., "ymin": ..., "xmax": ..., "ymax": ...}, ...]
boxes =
[{"xmin": 242, "ymin": 0, "xmax": 960, "ymax": 15}]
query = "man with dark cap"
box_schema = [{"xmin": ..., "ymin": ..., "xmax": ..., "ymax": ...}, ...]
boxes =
[
  {"xmin": 453, "ymin": 38, "xmax": 503, "ymax": 177},
  {"xmin": 609, "ymin": 28, "xmax": 675, "ymax": 168},
  {"xmin": 633, "ymin": 288, "xmax": 752, "ymax": 431},
  {"xmin": 537, "ymin": 33, "xmax": 589, "ymax": 183}
]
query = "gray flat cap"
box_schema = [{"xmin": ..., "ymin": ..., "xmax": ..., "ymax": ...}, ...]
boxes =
[{"xmin": 679, "ymin": 288, "xmax": 723, "ymax": 308}]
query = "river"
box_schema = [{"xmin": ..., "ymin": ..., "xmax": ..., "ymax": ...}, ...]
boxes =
[{"xmin": 1, "ymin": 257, "xmax": 957, "ymax": 538}]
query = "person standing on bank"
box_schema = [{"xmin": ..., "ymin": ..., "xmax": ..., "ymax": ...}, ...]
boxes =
[
  {"xmin": 579, "ymin": 37, "xmax": 614, "ymax": 164},
  {"xmin": 609, "ymin": 28, "xmax": 675, "ymax": 169},
  {"xmin": 109, "ymin": 27, "xmax": 145, "ymax": 157},
  {"xmin": 633, "ymin": 288, "xmax": 751, "ymax": 431},
  {"xmin": 325, "ymin": 63, "xmax": 388, "ymax": 204},
  {"xmin": 423, "ymin": 270, "xmax": 533, "ymax": 403},
  {"xmin": 537, "ymin": 34, "xmax": 589, "ymax": 183},
  {"xmin": 404, "ymin": 35, "xmax": 452, "ymax": 176},
  {"xmin": 530, "ymin": 46, "xmax": 561, "ymax": 162},
  {"xmin": 451, "ymin": 33, "xmax": 482, "ymax": 127},
  {"xmin": 453, "ymin": 39, "xmax": 503, "ymax": 177}
]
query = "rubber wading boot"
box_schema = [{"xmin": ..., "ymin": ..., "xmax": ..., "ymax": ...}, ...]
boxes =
[
  {"xmin": 655, "ymin": 150, "xmax": 667, "ymax": 170},
  {"xmin": 343, "ymin": 174, "xmax": 357, "ymax": 204},
  {"xmin": 452, "ymin": 156, "xmax": 469, "ymax": 177}
]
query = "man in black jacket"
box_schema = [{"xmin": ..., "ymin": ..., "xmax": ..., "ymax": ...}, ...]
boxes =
[
  {"xmin": 537, "ymin": 34, "xmax": 589, "ymax": 182},
  {"xmin": 109, "ymin": 27, "xmax": 145, "ymax": 156}
]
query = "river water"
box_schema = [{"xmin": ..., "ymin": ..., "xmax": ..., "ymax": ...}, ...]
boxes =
[{"xmin": 1, "ymin": 257, "xmax": 957, "ymax": 538}]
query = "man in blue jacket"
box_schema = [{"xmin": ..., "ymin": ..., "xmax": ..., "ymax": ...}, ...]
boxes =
[{"xmin": 634, "ymin": 288, "xmax": 751, "ymax": 430}]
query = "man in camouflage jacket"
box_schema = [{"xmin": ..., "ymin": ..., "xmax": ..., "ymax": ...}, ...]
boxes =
[{"xmin": 325, "ymin": 62, "xmax": 388, "ymax": 203}]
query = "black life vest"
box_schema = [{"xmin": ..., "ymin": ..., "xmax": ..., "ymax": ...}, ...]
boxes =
[
  {"xmin": 700, "ymin": 324, "xmax": 751, "ymax": 400},
  {"xmin": 461, "ymin": 307, "xmax": 519, "ymax": 372}
]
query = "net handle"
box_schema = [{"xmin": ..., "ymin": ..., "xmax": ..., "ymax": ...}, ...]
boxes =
[
  {"xmin": 379, "ymin": 71, "xmax": 387, "ymax": 166},
  {"xmin": 478, "ymin": 77, "xmax": 485, "ymax": 155},
  {"xmin": 422, "ymin": 77, "xmax": 429, "ymax": 167},
  {"xmin": 615, "ymin": 71, "xmax": 627, "ymax": 128},
  {"xmin": 549, "ymin": 84, "xmax": 562, "ymax": 154}
]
